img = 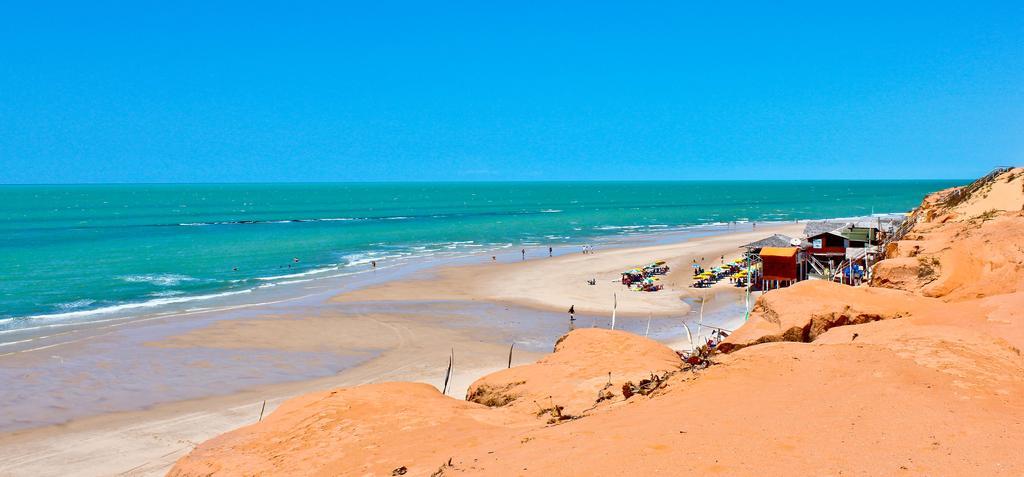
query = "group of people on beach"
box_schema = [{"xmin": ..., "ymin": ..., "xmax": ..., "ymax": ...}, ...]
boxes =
[
  {"xmin": 493, "ymin": 245, "xmax": 581, "ymax": 263},
  {"xmin": 518, "ymin": 246, "xmax": 555, "ymax": 261}
]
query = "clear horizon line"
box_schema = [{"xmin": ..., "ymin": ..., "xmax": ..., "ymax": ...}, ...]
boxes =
[{"xmin": 0, "ymin": 177, "xmax": 975, "ymax": 186}]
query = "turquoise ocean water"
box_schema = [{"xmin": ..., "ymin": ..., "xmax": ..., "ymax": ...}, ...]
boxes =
[{"xmin": 0, "ymin": 181, "xmax": 960, "ymax": 332}]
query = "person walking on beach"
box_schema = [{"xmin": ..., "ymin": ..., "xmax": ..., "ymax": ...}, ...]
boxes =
[
  {"xmin": 521, "ymin": 248, "xmax": 526, "ymax": 261},
  {"xmin": 371, "ymin": 260, "xmax": 376, "ymax": 270},
  {"xmin": 568, "ymin": 305, "xmax": 575, "ymax": 322},
  {"xmin": 549, "ymin": 246, "xmax": 553, "ymax": 257}
]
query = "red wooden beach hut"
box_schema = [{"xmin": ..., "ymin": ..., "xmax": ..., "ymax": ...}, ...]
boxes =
[{"xmin": 759, "ymin": 247, "xmax": 799, "ymax": 283}]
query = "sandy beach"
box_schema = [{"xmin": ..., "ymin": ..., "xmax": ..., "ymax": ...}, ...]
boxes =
[
  {"xmin": 0, "ymin": 308, "xmax": 547, "ymax": 476},
  {"xmin": 334, "ymin": 222, "xmax": 805, "ymax": 317},
  {"xmin": 0, "ymin": 223, "xmax": 789, "ymax": 476}
]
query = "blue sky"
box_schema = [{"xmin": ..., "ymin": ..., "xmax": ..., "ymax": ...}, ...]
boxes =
[{"xmin": 1, "ymin": 1, "xmax": 1021, "ymax": 183}]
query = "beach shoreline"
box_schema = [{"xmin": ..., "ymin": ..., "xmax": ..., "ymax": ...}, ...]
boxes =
[
  {"xmin": 0, "ymin": 220, "xmax": 804, "ymax": 476},
  {"xmin": 332, "ymin": 222, "xmax": 804, "ymax": 318}
]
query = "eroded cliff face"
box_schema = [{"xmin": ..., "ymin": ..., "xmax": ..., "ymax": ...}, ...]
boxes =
[
  {"xmin": 872, "ymin": 168, "xmax": 1024, "ymax": 300},
  {"xmin": 465, "ymin": 328, "xmax": 682, "ymax": 418},
  {"xmin": 170, "ymin": 168, "xmax": 1024, "ymax": 477},
  {"xmin": 721, "ymin": 168, "xmax": 1024, "ymax": 353},
  {"xmin": 717, "ymin": 280, "xmax": 937, "ymax": 352}
]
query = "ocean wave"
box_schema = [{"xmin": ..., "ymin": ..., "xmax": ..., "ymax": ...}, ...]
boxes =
[
  {"xmin": 170, "ymin": 208, "xmax": 593, "ymax": 228},
  {"xmin": 179, "ymin": 217, "xmax": 362, "ymax": 226},
  {"xmin": 177, "ymin": 216, "xmax": 377, "ymax": 227},
  {"xmin": 0, "ymin": 337, "xmax": 35, "ymax": 347},
  {"xmin": 148, "ymin": 290, "xmax": 185, "ymax": 297},
  {"xmin": 593, "ymin": 225, "xmax": 646, "ymax": 231},
  {"xmin": 57, "ymin": 299, "xmax": 96, "ymax": 311},
  {"xmin": 341, "ymin": 252, "xmax": 383, "ymax": 267},
  {"xmin": 270, "ymin": 278, "xmax": 317, "ymax": 286},
  {"xmin": 120, "ymin": 273, "xmax": 198, "ymax": 286},
  {"xmin": 24, "ymin": 289, "xmax": 254, "ymax": 322},
  {"xmin": 254, "ymin": 266, "xmax": 340, "ymax": 281}
]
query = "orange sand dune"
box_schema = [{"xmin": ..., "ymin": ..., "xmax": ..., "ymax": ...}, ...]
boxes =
[
  {"xmin": 170, "ymin": 168, "xmax": 1024, "ymax": 476},
  {"xmin": 719, "ymin": 279, "xmax": 938, "ymax": 351},
  {"xmin": 171, "ymin": 326, "xmax": 1024, "ymax": 476},
  {"xmin": 874, "ymin": 167, "xmax": 1024, "ymax": 300},
  {"xmin": 466, "ymin": 328, "xmax": 681, "ymax": 417}
]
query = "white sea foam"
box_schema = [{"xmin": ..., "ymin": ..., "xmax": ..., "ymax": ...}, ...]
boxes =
[
  {"xmin": 593, "ymin": 225, "xmax": 646, "ymax": 231},
  {"xmin": 254, "ymin": 266, "xmax": 339, "ymax": 281},
  {"xmin": 274, "ymin": 278, "xmax": 318, "ymax": 286},
  {"xmin": 119, "ymin": 273, "xmax": 198, "ymax": 286},
  {"xmin": 23, "ymin": 289, "xmax": 253, "ymax": 323},
  {"xmin": 148, "ymin": 290, "xmax": 185, "ymax": 297},
  {"xmin": 0, "ymin": 338, "xmax": 35, "ymax": 347},
  {"xmin": 342, "ymin": 253, "xmax": 383, "ymax": 266},
  {"xmin": 57, "ymin": 299, "xmax": 96, "ymax": 311},
  {"xmin": 177, "ymin": 217, "xmax": 363, "ymax": 226}
]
